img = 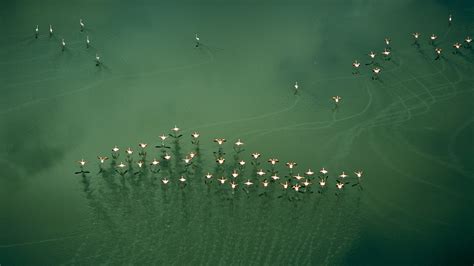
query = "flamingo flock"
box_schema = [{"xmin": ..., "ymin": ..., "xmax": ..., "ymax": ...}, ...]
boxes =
[
  {"xmin": 76, "ymin": 125, "xmax": 364, "ymax": 198},
  {"xmin": 351, "ymin": 14, "xmax": 472, "ymax": 81}
]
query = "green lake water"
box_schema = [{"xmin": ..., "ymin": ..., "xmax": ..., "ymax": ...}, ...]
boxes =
[{"xmin": 0, "ymin": 0, "xmax": 473, "ymax": 264}]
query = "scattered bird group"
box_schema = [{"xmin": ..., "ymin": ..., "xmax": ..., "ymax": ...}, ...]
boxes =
[
  {"xmin": 34, "ymin": 19, "xmax": 101, "ymax": 66},
  {"xmin": 351, "ymin": 14, "xmax": 472, "ymax": 78}
]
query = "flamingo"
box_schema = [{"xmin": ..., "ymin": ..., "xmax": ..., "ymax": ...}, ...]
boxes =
[
  {"xmin": 214, "ymin": 138, "xmax": 226, "ymax": 145},
  {"xmin": 271, "ymin": 174, "xmax": 280, "ymax": 181},
  {"xmin": 95, "ymin": 53, "xmax": 101, "ymax": 66},
  {"xmin": 231, "ymin": 170, "xmax": 239, "ymax": 178},
  {"xmin": 216, "ymin": 157, "xmax": 225, "ymax": 165},
  {"xmin": 268, "ymin": 158, "xmax": 279, "ymax": 165},
  {"xmin": 286, "ymin": 162, "xmax": 297, "ymax": 169},
  {"xmin": 195, "ymin": 33, "xmax": 200, "ymax": 47},
  {"xmin": 293, "ymin": 174, "xmax": 304, "ymax": 181},
  {"xmin": 453, "ymin": 42, "xmax": 462, "ymax": 54},
  {"xmin": 352, "ymin": 60, "xmax": 361, "ymax": 74},
  {"xmin": 257, "ymin": 169, "xmax": 266, "ymax": 177},
  {"xmin": 320, "ymin": 168, "xmax": 328, "ymax": 175},
  {"xmin": 302, "ymin": 179, "xmax": 311, "ymax": 187},
  {"xmin": 251, "ymin": 153, "xmax": 261, "ymax": 159}
]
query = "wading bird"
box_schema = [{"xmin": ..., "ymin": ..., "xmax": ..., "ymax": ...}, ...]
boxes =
[
  {"xmin": 412, "ymin": 32, "xmax": 420, "ymax": 46},
  {"xmin": 191, "ymin": 132, "xmax": 200, "ymax": 144},
  {"xmin": 302, "ymin": 179, "xmax": 311, "ymax": 187},
  {"xmin": 352, "ymin": 60, "xmax": 361, "ymax": 74},
  {"xmin": 95, "ymin": 53, "xmax": 101, "ymax": 66},
  {"xmin": 372, "ymin": 67, "xmax": 381, "ymax": 80},
  {"xmin": 271, "ymin": 174, "xmax": 280, "ymax": 181},
  {"xmin": 367, "ymin": 51, "xmax": 376, "ymax": 65},
  {"xmin": 292, "ymin": 184, "xmax": 301, "ymax": 192},
  {"xmin": 244, "ymin": 180, "xmax": 254, "ymax": 186},
  {"xmin": 75, "ymin": 159, "xmax": 90, "ymax": 174},
  {"xmin": 293, "ymin": 174, "xmax": 304, "ymax": 181},
  {"xmin": 336, "ymin": 181, "xmax": 345, "ymax": 190},
  {"xmin": 465, "ymin": 36, "xmax": 472, "ymax": 47},
  {"xmin": 369, "ymin": 51, "xmax": 376, "ymax": 59},
  {"xmin": 435, "ymin": 47, "xmax": 442, "ymax": 60},
  {"xmin": 319, "ymin": 168, "xmax": 328, "ymax": 176},
  {"xmin": 195, "ymin": 33, "xmax": 200, "ymax": 47},
  {"xmin": 234, "ymin": 139, "xmax": 244, "ymax": 152},
  {"xmin": 382, "ymin": 48, "xmax": 391, "ymax": 60},
  {"xmin": 216, "ymin": 157, "xmax": 225, "ymax": 165},
  {"xmin": 218, "ymin": 176, "xmax": 227, "ymax": 184},
  {"xmin": 339, "ymin": 171, "xmax": 348, "ymax": 179},
  {"xmin": 286, "ymin": 162, "xmax": 297, "ymax": 169},
  {"xmin": 97, "ymin": 156, "xmax": 108, "ymax": 172},
  {"xmin": 214, "ymin": 138, "xmax": 226, "ymax": 145},
  {"xmin": 170, "ymin": 125, "xmax": 182, "ymax": 138},
  {"xmin": 183, "ymin": 156, "xmax": 192, "ymax": 165},
  {"xmin": 157, "ymin": 134, "xmax": 170, "ymax": 149},
  {"xmin": 80, "ymin": 19, "xmax": 85, "ymax": 31},
  {"xmin": 138, "ymin": 143, "xmax": 147, "ymax": 156},
  {"xmin": 150, "ymin": 159, "xmax": 160, "ymax": 173},
  {"xmin": 453, "ymin": 42, "xmax": 462, "ymax": 53},
  {"xmin": 112, "ymin": 146, "xmax": 119, "ymax": 159},
  {"xmin": 268, "ymin": 158, "xmax": 279, "ymax": 166},
  {"xmin": 116, "ymin": 162, "xmax": 127, "ymax": 176},
  {"xmin": 134, "ymin": 160, "xmax": 144, "ymax": 175},
  {"xmin": 231, "ymin": 170, "xmax": 239, "ymax": 178},
  {"xmin": 98, "ymin": 156, "xmax": 108, "ymax": 164},
  {"xmin": 430, "ymin": 34, "xmax": 438, "ymax": 45},
  {"xmin": 319, "ymin": 178, "xmax": 326, "ymax": 188},
  {"xmin": 353, "ymin": 170, "xmax": 364, "ymax": 189}
]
